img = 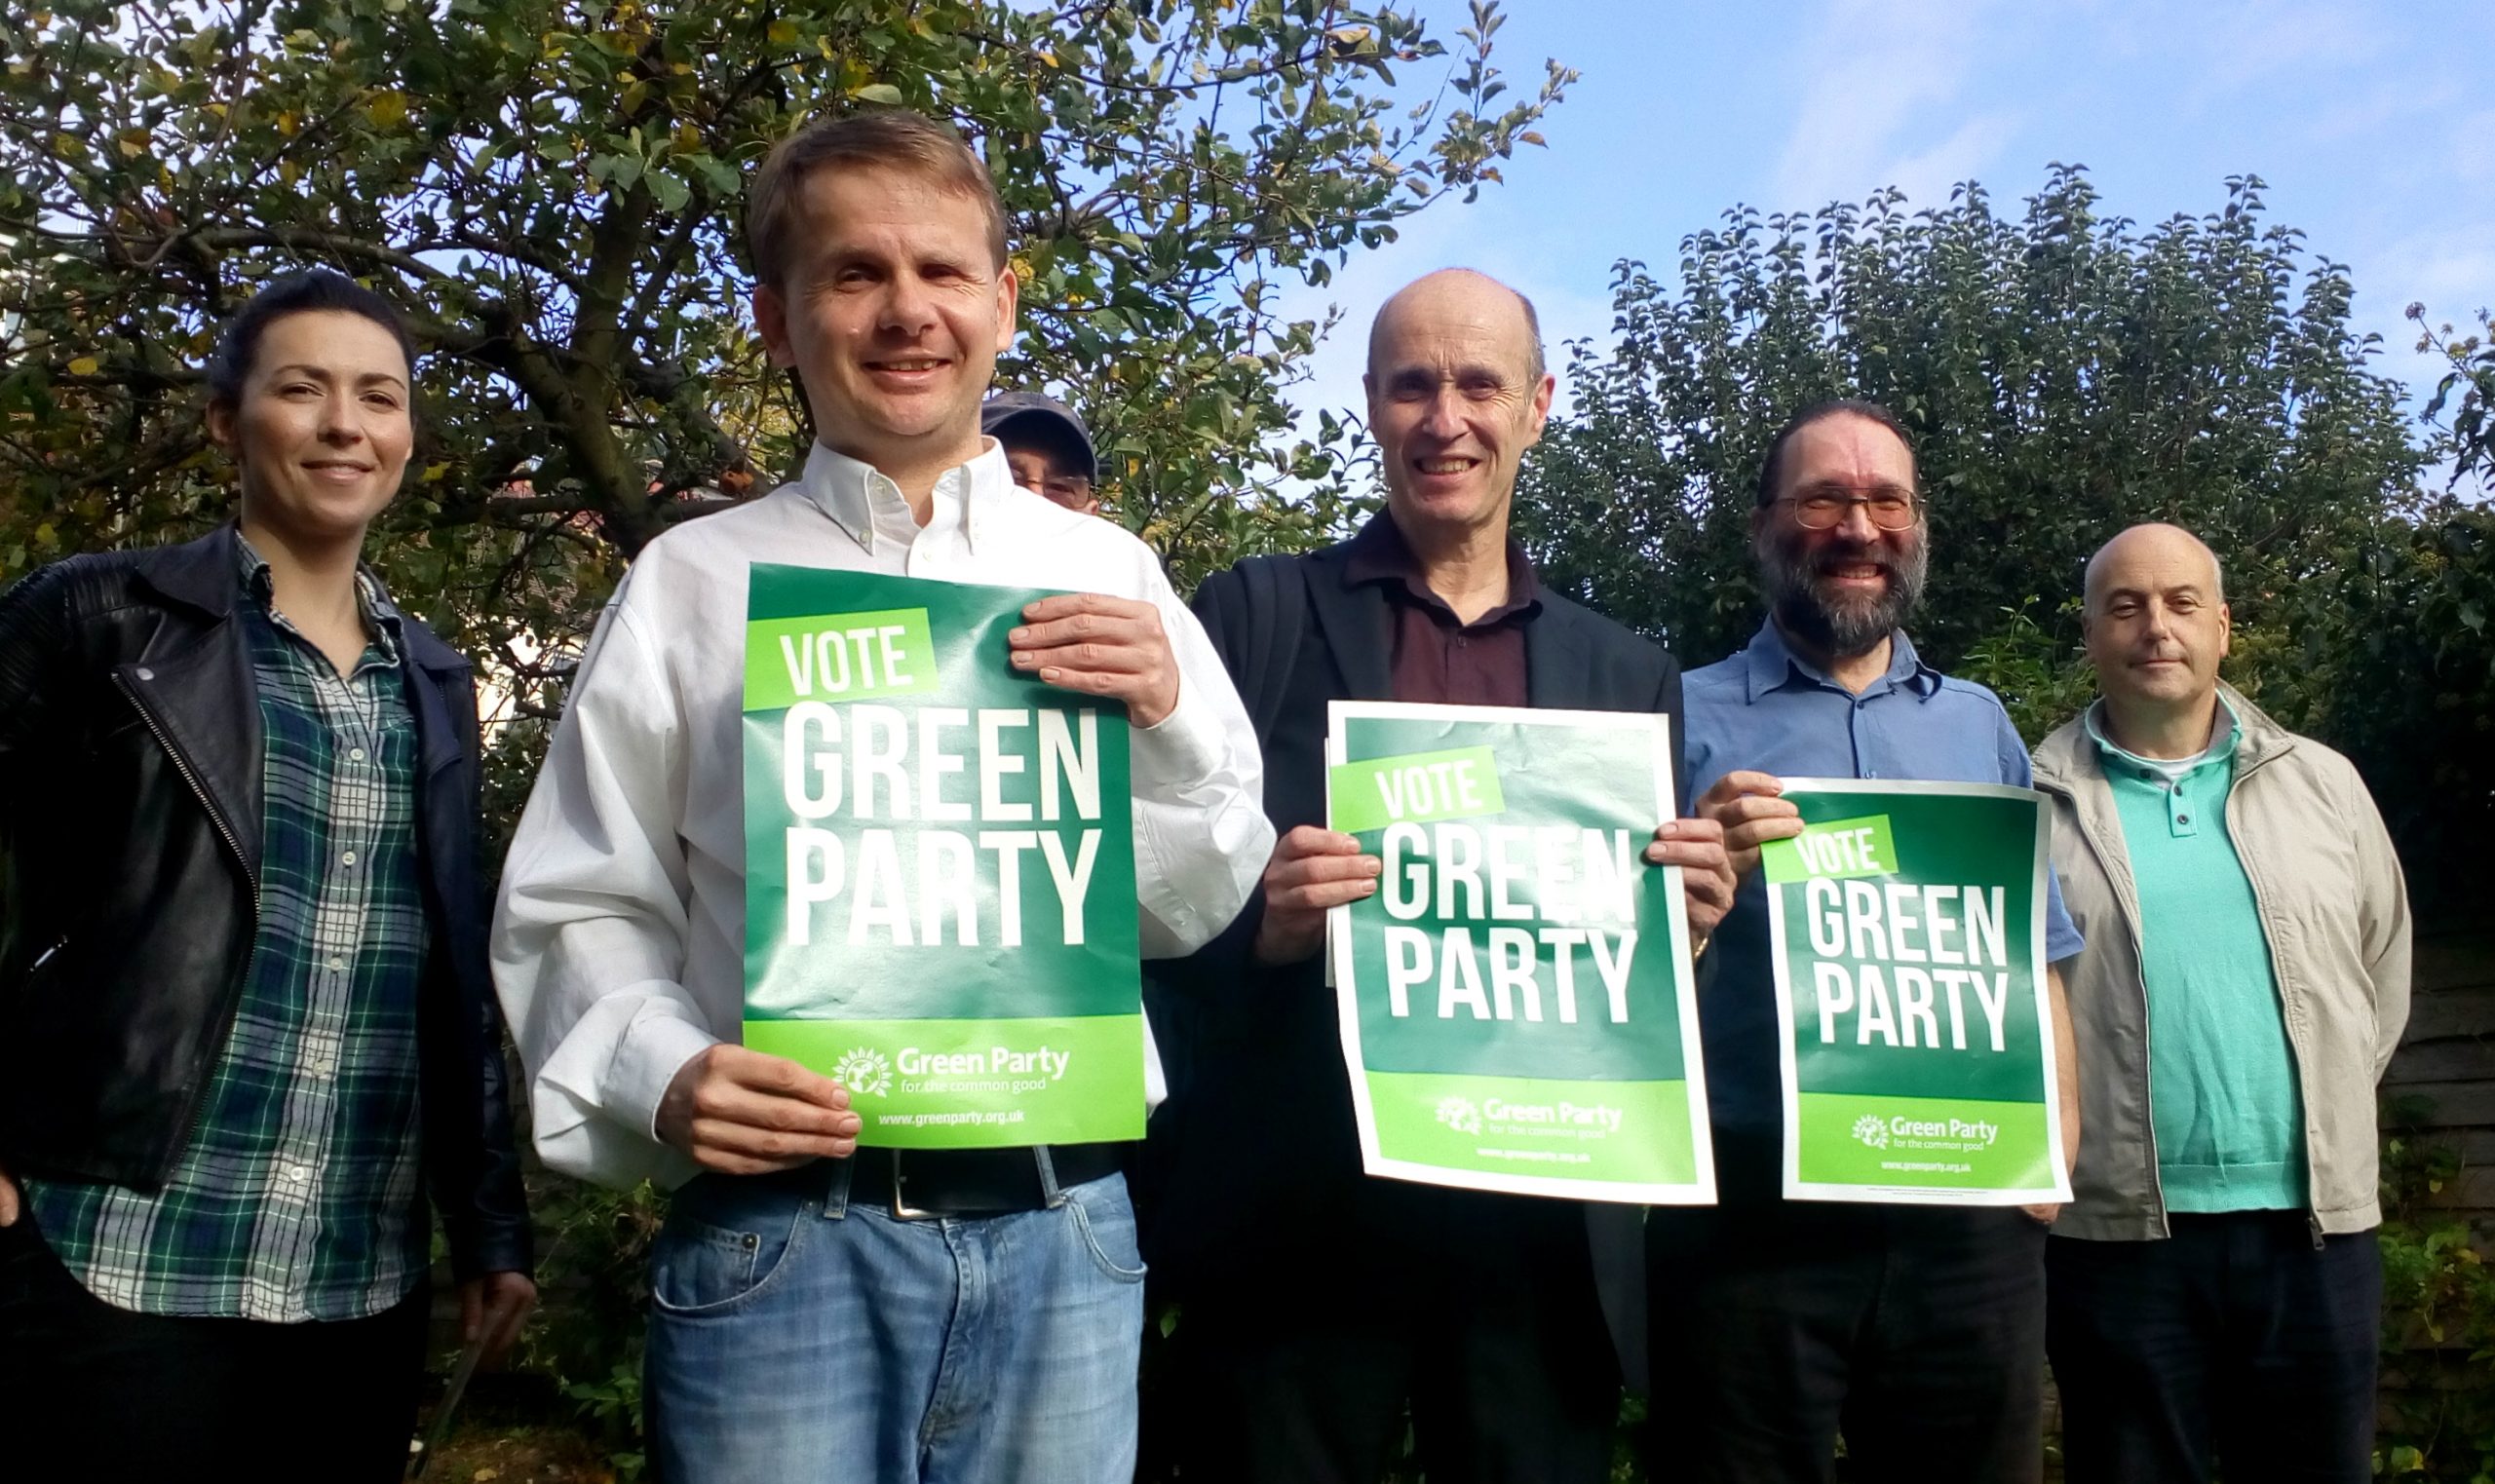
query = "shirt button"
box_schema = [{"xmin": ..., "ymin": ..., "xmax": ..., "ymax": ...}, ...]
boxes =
[
  {"xmin": 326, "ymin": 955, "xmax": 345, "ymax": 970},
  {"xmin": 286, "ymin": 1166, "xmax": 308, "ymax": 1183},
  {"xmin": 349, "ymin": 747, "xmax": 367, "ymax": 762},
  {"xmin": 135, "ymin": 666, "xmax": 155, "ymax": 681},
  {"xmin": 310, "ymin": 1058, "xmax": 335, "ymax": 1080},
  {"xmin": 2177, "ymin": 814, "xmax": 2192, "ymax": 825},
  {"xmin": 340, "ymin": 851, "xmax": 358, "ymax": 866}
]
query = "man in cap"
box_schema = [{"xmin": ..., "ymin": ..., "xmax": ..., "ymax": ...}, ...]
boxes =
[{"xmin": 984, "ymin": 391, "xmax": 1101, "ymax": 514}]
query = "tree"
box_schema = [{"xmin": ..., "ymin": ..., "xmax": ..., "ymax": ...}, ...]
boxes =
[
  {"xmin": 0, "ymin": 0, "xmax": 1571, "ymax": 723},
  {"xmin": 2315, "ymin": 496, "xmax": 2493, "ymax": 924},
  {"xmin": 2411, "ymin": 301, "xmax": 2495, "ymax": 493},
  {"xmin": 1516, "ymin": 166, "xmax": 2424, "ymax": 709},
  {"xmin": 1516, "ymin": 165, "xmax": 2491, "ymax": 923}
]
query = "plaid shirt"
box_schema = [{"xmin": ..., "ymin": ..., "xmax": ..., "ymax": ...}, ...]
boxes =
[{"xmin": 22, "ymin": 542, "xmax": 432, "ymax": 1320}]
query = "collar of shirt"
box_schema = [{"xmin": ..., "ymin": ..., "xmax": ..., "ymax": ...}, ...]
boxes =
[
  {"xmin": 1739, "ymin": 616, "xmax": 1938, "ymax": 704},
  {"xmin": 233, "ymin": 531, "xmax": 405, "ymax": 668},
  {"xmin": 1342, "ymin": 508, "xmax": 1542, "ymax": 628},
  {"xmin": 2083, "ymin": 693, "xmax": 2243, "ymax": 785},
  {"xmin": 797, "ymin": 437, "xmax": 1019, "ymax": 558}
]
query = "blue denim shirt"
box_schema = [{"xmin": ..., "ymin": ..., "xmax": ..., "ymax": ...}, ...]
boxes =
[{"xmin": 1684, "ymin": 619, "xmax": 2084, "ymax": 1139}]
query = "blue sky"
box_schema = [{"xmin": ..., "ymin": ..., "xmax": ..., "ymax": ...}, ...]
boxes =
[{"xmin": 1278, "ymin": 0, "xmax": 2495, "ymax": 436}]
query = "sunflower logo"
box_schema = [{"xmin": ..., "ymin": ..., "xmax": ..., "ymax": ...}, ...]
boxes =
[
  {"xmin": 832, "ymin": 1046, "xmax": 894, "ymax": 1097},
  {"xmin": 1852, "ymin": 1114, "xmax": 1890, "ymax": 1149},
  {"xmin": 1435, "ymin": 1095, "xmax": 1483, "ymax": 1136}
]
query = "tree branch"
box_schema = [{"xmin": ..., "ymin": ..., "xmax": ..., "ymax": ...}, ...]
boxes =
[{"xmin": 172, "ymin": 225, "xmax": 451, "ymax": 281}]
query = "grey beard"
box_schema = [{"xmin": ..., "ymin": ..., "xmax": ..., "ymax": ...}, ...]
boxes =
[{"xmin": 1760, "ymin": 535, "xmax": 1928, "ymax": 659}]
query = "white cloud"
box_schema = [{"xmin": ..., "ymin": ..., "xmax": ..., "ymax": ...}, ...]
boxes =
[
  {"xmin": 2373, "ymin": 233, "xmax": 2495, "ymax": 316},
  {"xmin": 1875, "ymin": 109, "xmax": 2023, "ymax": 212},
  {"xmin": 2340, "ymin": 222, "xmax": 2495, "ymax": 432},
  {"xmin": 2187, "ymin": 0, "xmax": 2385, "ymax": 94},
  {"xmin": 1768, "ymin": 0, "xmax": 2006, "ymax": 209},
  {"xmin": 2451, "ymin": 110, "xmax": 2495, "ymax": 184}
]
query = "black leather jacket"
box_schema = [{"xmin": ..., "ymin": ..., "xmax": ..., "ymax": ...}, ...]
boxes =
[{"xmin": 0, "ymin": 527, "xmax": 530, "ymax": 1279}]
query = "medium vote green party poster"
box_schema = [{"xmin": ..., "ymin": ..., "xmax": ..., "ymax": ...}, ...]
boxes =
[
  {"xmin": 741, "ymin": 564, "xmax": 1143, "ymax": 1149},
  {"xmin": 1762, "ymin": 780, "xmax": 2071, "ymax": 1204},
  {"xmin": 1325, "ymin": 702, "xmax": 1713, "ymax": 1205}
]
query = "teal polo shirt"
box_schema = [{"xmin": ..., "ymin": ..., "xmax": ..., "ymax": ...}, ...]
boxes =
[{"xmin": 2087, "ymin": 700, "xmax": 2305, "ymax": 1212}]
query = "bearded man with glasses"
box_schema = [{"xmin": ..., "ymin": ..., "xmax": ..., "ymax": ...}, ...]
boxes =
[{"xmin": 1647, "ymin": 398, "xmax": 2088, "ymax": 1484}]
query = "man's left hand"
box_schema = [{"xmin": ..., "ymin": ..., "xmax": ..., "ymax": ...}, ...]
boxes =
[
  {"xmin": 459, "ymin": 1271, "xmax": 538, "ymax": 1367},
  {"xmin": 1695, "ymin": 771, "xmax": 1805, "ymax": 880},
  {"xmin": 1011, "ymin": 595, "xmax": 1181, "ymax": 729},
  {"xmin": 1645, "ymin": 817, "xmax": 1737, "ymax": 937},
  {"xmin": 2021, "ymin": 1203, "xmax": 2062, "ymax": 1226}
]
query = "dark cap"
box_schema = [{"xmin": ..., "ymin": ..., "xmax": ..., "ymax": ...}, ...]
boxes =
[{"xmin": 980, "ymin": 392, "xmax": 1097, "ymax": 481}]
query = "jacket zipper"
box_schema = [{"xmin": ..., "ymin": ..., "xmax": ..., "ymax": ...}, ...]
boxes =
[
  {"xmin": 2100, "ymin": 790, "xmax": 2169, "ymax": 1234},
  {"xmin": 2041, "ymin": 766, "xmax": 2168, "ymax": 1233},
  {"xmin": 2125, "ymin": 851, "xmax": 2166, "ymax": 1233},
  {"xmin": 113, "ymin": 670, "xmax": 260, "ymax": 1167}
]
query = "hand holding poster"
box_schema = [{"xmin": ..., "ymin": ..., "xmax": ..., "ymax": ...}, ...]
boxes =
[
  {"xmin": 740, "ymin": 564, "xmax": 1143, "ymax": 1149},
  {"xmin": 1762, "ymin": 780, "xmax": 2071, "ymax": 1204},
  {"xmin": 1325, "ymin": 702, "xmax": 1714, "ymax": 1204}
]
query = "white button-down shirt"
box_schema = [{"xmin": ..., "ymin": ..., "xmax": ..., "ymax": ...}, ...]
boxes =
[{"xmin": 492, "ymin": 440, "xmax": 1270, "ymax": 1191}]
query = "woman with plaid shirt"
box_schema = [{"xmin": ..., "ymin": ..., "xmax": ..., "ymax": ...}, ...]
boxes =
[{"xmin": 0, "ymin": 270, "xmax": 534, "ymax": 1476}]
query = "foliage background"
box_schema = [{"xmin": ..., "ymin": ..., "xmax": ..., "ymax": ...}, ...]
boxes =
[
  {"xmin": 1518, "ymin": 167, "xmax": 2494, "ymax": 924},
  {"xmin": 5, "ymin": 2, "xmax": 2491, "ymax": 1479},
  {"xmin": 3, "ymin": 0, "xmax": 1565, "ymax": 741}
]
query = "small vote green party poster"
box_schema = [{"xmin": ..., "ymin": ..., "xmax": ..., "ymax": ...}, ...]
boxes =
[
  {"xmin": 741, "ymin": 564, "xmax": 1143, "ymax": 1149},
  {"xmin": 1762, "ymin": 780, "xmax": 2071, "ymax": 1204},
  {"xmin": 1325, "ymin": 701, "xmax": 1713, "ymax": 1205}
]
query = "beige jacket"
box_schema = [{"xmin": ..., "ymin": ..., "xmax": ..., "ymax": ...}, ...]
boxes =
[{"xmin": 2031, "ymin": 685, "xmax": 2411, "ymax": 1239}]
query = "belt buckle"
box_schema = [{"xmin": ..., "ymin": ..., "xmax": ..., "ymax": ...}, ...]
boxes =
[{"xmin": 888, "ymin": 1150, "xmax": 937, "ymax": 1222}]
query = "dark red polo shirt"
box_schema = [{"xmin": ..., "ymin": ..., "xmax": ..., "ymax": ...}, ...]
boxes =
[{"xmin": 1342, "ymin": 511, "xmax": 1541, "ymax": 706}]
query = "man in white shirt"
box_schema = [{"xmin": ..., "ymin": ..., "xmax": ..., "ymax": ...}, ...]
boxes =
[{"xmin": 491, "ymin": 109, "xmax": 1269, "ymax": 1484}]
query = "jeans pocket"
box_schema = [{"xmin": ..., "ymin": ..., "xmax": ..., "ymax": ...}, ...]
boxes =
[
  {"xmin": 649, "ymin": 1175, "xmax": 811, "ymax": 1316},
  {"xmin": 1065, "ymin": 1176, "xmax": 1147, "ymax": 1284}
]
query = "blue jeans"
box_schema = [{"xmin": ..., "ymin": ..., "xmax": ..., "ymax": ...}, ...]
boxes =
[{"xmin": 644, "ymin": 1159, "xmax": 1144, "ymax": 1483}]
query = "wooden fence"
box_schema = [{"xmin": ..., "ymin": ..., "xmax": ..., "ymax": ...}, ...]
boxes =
[{"xmin": 2387, "ymin": 931, "xmax": 2495, "ymax": 1239}]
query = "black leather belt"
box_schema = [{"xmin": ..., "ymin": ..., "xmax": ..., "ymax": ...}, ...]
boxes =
[{"xmin": 845, "ymin": 1144, "xmax": 1125, "ymax": 1220}]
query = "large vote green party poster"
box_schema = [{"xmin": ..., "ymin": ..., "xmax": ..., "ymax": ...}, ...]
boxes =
[
  {"xmin": 1326, "ymin": 702, "xmax": 1713, "ymax": 1205},
  {"xmin": 742, "ymin": 564, "xmax": 1142, "ymax": 1149},
  {"xmin": 1762, "ymin": 780, "xmax": 2071, "ymax": 1204}
]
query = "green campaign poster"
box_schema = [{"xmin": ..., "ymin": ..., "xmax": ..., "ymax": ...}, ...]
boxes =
[
  {"xmin": 741, "ymin": 564, "xmax": 1143, "ymax": 1149},
  {"xmin": 1763, "ymin": 780, "xmax": 2071, "ymax": 1204},
  {"xmin": 1325, "ymin": 702, "xmax": 1714, "ymax": 1205}
]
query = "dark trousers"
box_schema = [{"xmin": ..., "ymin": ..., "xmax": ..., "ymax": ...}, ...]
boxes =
[
  {"xmin": 1644, "ymin": 1148, "xmax": 2050, "ymax": 1484},
  {"xmin": 0, "ymin": 1215, "xmax": 428, "ymax": 1480},
  {"xmin": 1170, "ymin": 1186, "xmax": 1620, "ymax": 1484},
  {"xmin": 2046, "ymin": 1214, "xmax": 2382, "ymax": 1484}
]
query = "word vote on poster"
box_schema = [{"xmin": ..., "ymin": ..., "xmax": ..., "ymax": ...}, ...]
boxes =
[
  {"xmin": 740, "ymin": 564, "xmax": 1144, "ymax": 1149},
  {"xmin": 1326, "ymin": 702, "xmax": 1714, "ymax": 1205}
]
